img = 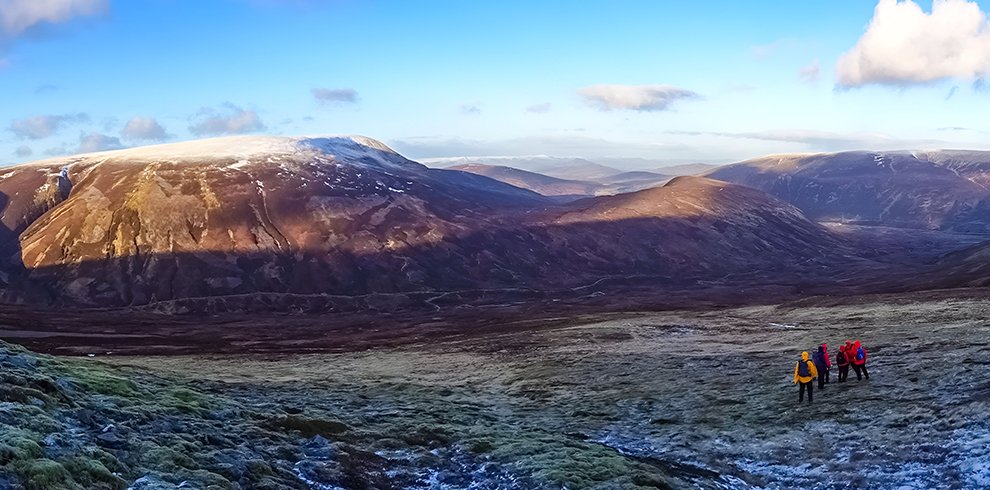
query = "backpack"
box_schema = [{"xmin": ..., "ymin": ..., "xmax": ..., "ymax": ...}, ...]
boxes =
[
  {"xmin": 856, "ymin": 348, "xmax": 865, "ymax": 361},
  {"xmin": 797, "ymin": 360, "xmax": 812, "ymax": 377}
]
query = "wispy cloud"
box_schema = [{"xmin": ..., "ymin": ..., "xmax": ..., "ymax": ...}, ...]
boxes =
[
  {"xmin": 0, "ymin": 0, "xmax": 108, "ymax": 38},
  {"xmin": 311, "ymin": 87, "xmax": 358, "ymax": 104},
  {"xmin": 122, "ymin": 116, "xmax": 169, "ymax": 141},
  {"xmin": 799, "ymin": 59, "xmax": 820, "ymax": 84},
  {"xmin": 836, "ymin": 0, "xmax": 990, "ymax": 88},
  {"xmin": 526, "ymin": 102, "xmax": 552, "ymax": 114},
  {"xmin": 667, "ymin": 129, "xmax": 950, "ymax": 151},
  {"xmin": 578, "ymin": 84, "xmax": 700, "ymax": 111},
  {"xmin": 389, "ymin": 134, "xmax": 692, "ymax": 160},
  {"xmin": 77, "ymin": 132, "xmax": 123, "ymax": 153},
  {"xmin": 9, "ymin": 113, "xmax": 89, "ymax": 139},
  {"xmin": 14, "ymin": 145, "xmax": 31, "ymax": 158},
  {"xmin": 34, "ymin": 83, "xmax": 58, "ymax": 94},
  {"xmin": 946, "ymin": 85, "xmax": 960, "ymax": 100},
  {"xmin": 459, "ymin": 103, "xmax": 481, "ymax": 115},
  {"xmin": 188, "ymin": 103, "xmax": 265, "ymax": 136}
]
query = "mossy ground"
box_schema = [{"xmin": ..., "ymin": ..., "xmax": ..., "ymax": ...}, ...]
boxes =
[{"xmin": 4, "ymin": 294, "xmax": 990, "ymax": 488}]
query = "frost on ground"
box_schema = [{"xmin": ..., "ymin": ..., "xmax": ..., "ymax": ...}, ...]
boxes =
[{"xmin": 15, "ymin": 294, "xmax": 990, "ymax": 489}]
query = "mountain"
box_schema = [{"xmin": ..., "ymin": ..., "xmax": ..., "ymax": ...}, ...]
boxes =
[
  {"xmin": 424, "ymin": 156, "xmax": 623, "ymax": 180},
  {"xmin": 0, "ymin": 136, "xmax": 856, "ymax": 310},
  {"xmin": 449, "ymin": 165, "xmax": 673, "ymax": 199},
  {"xmin": 705, "ymin": 151, "xmax": 990, "ymax": 232},
  {"xmin": 448, "ymin": 163, "xmax": 602, "ymax": 198},
  {"xmin": 652, "ymin": 163, "xmax": 720, "ymax": 176},
  {"xmin": 592, "ymin": 170, "xmax": 672, "ymax": 194}
]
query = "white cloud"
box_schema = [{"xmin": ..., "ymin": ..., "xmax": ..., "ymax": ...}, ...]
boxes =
[
  {"xmin": 9, "ymin": 113, "xmax": 88, "ymax": 139},
  {"xmin": 666, "ymin": 128, "xmax": 950, "ymax": 151},
  {"xmin": 0, "ymin": 0, "xmax": 107, "ymax": 37},
  {"xmin": 77, "ymin": 132, "xmax": 122, "ymax": 153},
  {"xmin": 578, "ymin": 84, "xmax": 699, "ymax": 111},
  {"xmin": 459, "ymin": 103, "xmax": 481, "ymax": 115},
  {"xmin": 311, "ymin": 87, "xmax": 358, "ymax": 104},
  {"xmin": 122, "ymin": 116, "xmax": 169, "ymax": 141},
  {"xmin": 799, "ymin": 59, "xmax": 820, "ymax": 84},
  {"xmin": 389, "ymin": 135, "xmax": 693, "ymax": 160},
  {"xmin": 526, "ymin": 102, "xmax": 552, "ymax": 114},
  {"xmin": 836, "ymin": 0, "xmax": 990, "ymax": 88},
  {"xmin": 189, "ymin": 104, "xmax": 266, "ymax": 136}
]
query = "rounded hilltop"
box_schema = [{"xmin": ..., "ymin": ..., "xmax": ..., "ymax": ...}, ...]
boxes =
[{"xmin": 20, "ymin": 135, "xmax": 401, "ymax": 166}]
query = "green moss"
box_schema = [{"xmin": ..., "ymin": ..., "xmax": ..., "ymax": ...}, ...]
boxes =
[
  {"xmin": 12, "ymin": 458, "xmax": 79, "ymax": 490},
  {"xmin": 467, "ymin": 438, "xmax": 495, "ymax": 454},
  {"xmin": 62, "ymin": 457, "xmax": 127, "ymax": 490},
  {"xmin": 161, "ymin": 387, "xmax": 212, "ymax": 413},
  {"xmin": 138, "ymin": 446, "xmax": 198, "ymax": 473},
  {"xmin": 267, "ymin": 415, "xmax": 349, "ymax": 437},
  {"xmin": 66, "ymin": 366, "xmax": 139, "ymax": 398},
  {"xmin": 0, "ymin": 437, "xmax": 44, "ymax": 465}
]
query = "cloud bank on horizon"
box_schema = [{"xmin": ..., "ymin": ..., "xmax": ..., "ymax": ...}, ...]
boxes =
[{"xmin": 1, "ymin": 0, "xmax": 990, "ymax": 167}]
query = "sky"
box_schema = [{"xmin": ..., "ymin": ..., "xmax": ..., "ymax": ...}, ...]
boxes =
[{"xmin": 1, "ymin": 0, "xmax": 990, "ymax": 167}]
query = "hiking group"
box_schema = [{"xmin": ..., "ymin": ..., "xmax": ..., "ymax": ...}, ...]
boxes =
[{"xmin": 793, "ymin": 340, "xmax": 869, "ymax": 403}]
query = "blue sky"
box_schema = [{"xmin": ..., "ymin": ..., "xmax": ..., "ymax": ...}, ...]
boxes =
[{"xmin": 1, "ymin": 0, "xmax": 989, "ymax": 167}]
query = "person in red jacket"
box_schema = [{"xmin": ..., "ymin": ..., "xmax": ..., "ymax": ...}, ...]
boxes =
[
  {"xmin": 836, "ymin": 345, "xmax": 850, "ymax": 382},
  {"xmin": 793, "ymin": 351, "xmax": 819, "ymax": 403},
  {"xmin": 851, "ymin": 340, "xmax": 870, "ymax": 381}
]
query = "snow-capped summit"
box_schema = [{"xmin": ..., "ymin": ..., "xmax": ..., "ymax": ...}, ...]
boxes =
[{"xmin": 26, "ymin": 135, "xmax": 403, "ymax": 166}]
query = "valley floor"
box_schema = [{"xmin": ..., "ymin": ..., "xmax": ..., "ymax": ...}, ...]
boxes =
[{"xmin": 2, "ymin": 292, "xmax": 989, "ymax": 489}]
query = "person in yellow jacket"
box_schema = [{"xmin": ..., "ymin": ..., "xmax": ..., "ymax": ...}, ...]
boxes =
[{"xmin": 793, "ymin": 351, "xmax": 819, "ymax": 403}]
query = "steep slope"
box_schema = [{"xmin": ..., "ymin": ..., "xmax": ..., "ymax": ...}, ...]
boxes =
[
  {"xmin": 449, "ymin": 163, "xmax": 603, "ymax": 197},
  {"xmin": 706, "ymin": 151, "xmax": 990, "ymax": 232},
  {"xmin": 0, "ymin": 137, "xmax": 855, "ymax": 309},
  {"xmin": 540, "ymin": 176, "xmax": 843, "ymax": 276}
]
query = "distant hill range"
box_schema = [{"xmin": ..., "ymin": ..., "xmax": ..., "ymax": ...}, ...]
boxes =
[
  {"xmin": 0, "ymin": 136, "xmax": 864, "ymax": 310},
  {"xmin": 435, "ymin": 156, "xmax": 714, "ymax": 200},
  {"xmin": 705, "ymin": 150, "xmax": 990, "ymax": 232}
]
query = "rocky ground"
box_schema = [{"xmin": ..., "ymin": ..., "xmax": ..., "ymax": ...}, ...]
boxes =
[{"xmin": 3, "ymin": 292, "xmax": 990, "ymax": 489}]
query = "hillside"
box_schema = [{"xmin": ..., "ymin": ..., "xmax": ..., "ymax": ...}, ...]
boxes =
[
  {"xmin": 706, "ymin": 151, "xmax": 990, "ymax": 232},
  {"xmin": 0, "ymin": 137, "xmax": 859, "ymax": 310},
  {"xmin": 448, "ymin": 163, "xmax": 603, "ymax": 197}
]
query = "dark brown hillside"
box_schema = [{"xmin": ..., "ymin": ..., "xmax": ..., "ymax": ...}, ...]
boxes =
[
  {"xmin": 706, "ymin": 151, "xmax": 990, "ymax": 232},
  {"xmin": 0, "ymin": 136, "xmax": 862, "ymax": 310}
]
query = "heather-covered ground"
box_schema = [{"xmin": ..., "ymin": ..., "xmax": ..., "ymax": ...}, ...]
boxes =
[{"xmin": 3, "ymin": 293, "xmax": 990, "ymax": 489}]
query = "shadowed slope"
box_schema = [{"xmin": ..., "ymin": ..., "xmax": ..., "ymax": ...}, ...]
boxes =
[
  {"xmin": 0, "ymin": 138, "xmax": 861, "ymax": 309},
  {"xmin": 706, "ymin": 151, "xmax": 990, "ymax": 232}
]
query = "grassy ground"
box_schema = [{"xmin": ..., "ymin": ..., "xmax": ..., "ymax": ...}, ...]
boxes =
[{"xmin": 3, "ymin": 293, "xmax": 989, "ymax": 488}]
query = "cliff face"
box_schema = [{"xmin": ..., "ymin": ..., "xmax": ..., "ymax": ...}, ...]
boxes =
[{"xmin": 0, "ymin": 136, "xmax": 854, "ymax": 308}]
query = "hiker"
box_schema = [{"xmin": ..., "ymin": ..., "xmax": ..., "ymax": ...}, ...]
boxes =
[
  {"xmin": 820, "ymin": 343, "xmax": 832, "ymax": 384},
  {"xmin": 836, "ymin": 345, "xmax": 850, "ymax": 382},
  {"xmin": 793, "ymin": 351, "xmax": 818, "ymax": 403},
  {"xmin": 851, "ymin": 340, "xmax": 869, "ymax": 381},
  {"xmin": 812, "ymin": 345, "xmax": 829, "ymax": 389}
]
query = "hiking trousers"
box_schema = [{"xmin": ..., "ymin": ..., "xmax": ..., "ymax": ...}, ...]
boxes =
[
  {"xmin": 852, "ymin": 363, "xmax": 870, "ymax": 380},
  {"xmin": 798, "ymin": 381, "xmax": 813, "ymax": 403},
  {"xmin": 838, "ymin": 365, "xmax": 849, "ymax": 382}
]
